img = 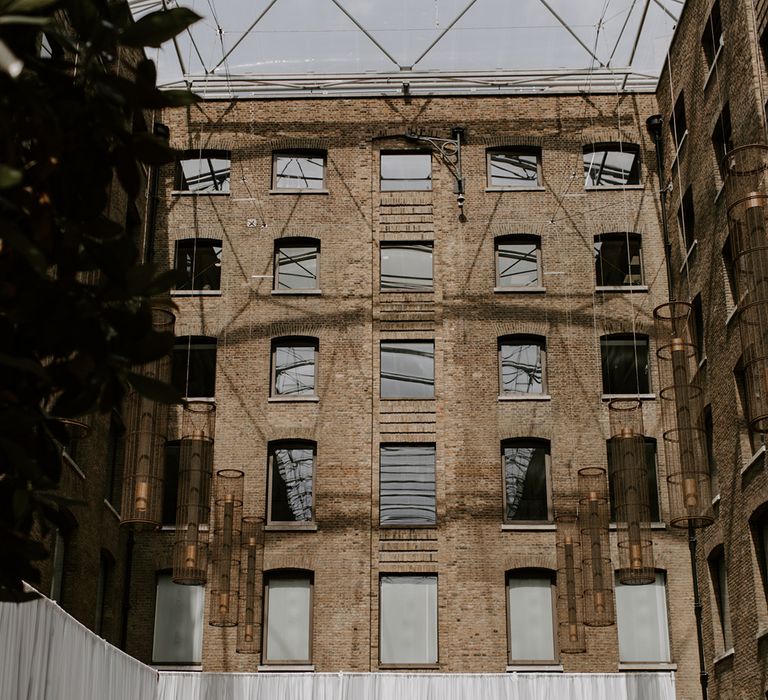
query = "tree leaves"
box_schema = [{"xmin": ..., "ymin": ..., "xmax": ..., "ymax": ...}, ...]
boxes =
[
  {"xmin": 0, "ymin": 164, "xmax": 22, "ymax": 188},
  {"xmin": 126, "ymin": 371, "xmax": 182, "ymax": 404},
  {"xmin": 121, "ymin": 8, "xmax": 201, "ymax": 48}
]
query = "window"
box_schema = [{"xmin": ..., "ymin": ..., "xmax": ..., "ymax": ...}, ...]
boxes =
[
  {"xmin": 499, "ymin": 335, "xmax": 545, "ymax": 395},
  {"xmin": 274, "ymin": 238, "xmax": 319, "ymax": 291},
  {"xmin": 380, "ymin": 242, "xmax": 433, "ymax": 292},
  {"xmin": 600, "ymin": 333, "xmax": 650, "ymax": 395},
  {"xmin": 712, "ymin": 104, "xmax": 733, "ymax": 182},
  {"xmin": 272, "ymin": 151, "xmax": 326, "ymax": 190},
  {"xmin": 487, "ymin": 147, "xmax": 541, "ymax": 188},
  {"xmin": 271, "ymin": 337, "xmax": 317, "ymax": 397},
  {"xmin": 750, "ymin": 506, "xmax": 768, "ymax": 603},
  {"xmin": 607, "ymin": 438, "xmax": 661, "ymax": 522},
  {"xmin": 268, "ymin": 442, "xmax": 314, "ymax": 525},
  {"xmin": 615, "ymin": 571, "xmax": 671, "ymax": 663},
  {"xmin": 495, "ymin": 235, "xmax": 541, "ymax": 289},
  {"xmin": 583, "ymin": 143, "xmax": 640, "ymax": 187},
  {"xmin": 703, "ymin": 405, "xmax": 717, "ymax": 494},
  {"xmin": 152, "ymin": 571, "xmax": 204, "ymax": 664},
  {"xmin": 502, "ymin": 439, "xmax": 551, "ymax": 522},
  {"xmin": 263, "ymin": 572, "xmax": 313, "ymax": 664},
  {"xmin": 379, "ymin": 575, "xmax": 437, "ymax": 665},
  {"xmin": 175, "ymin": 238, "xmax": 222, "ymax": 291},
  {"xmin": 677, "ymin": 186, "xmax": 695, "ymax": 252},
  {"xmin": 670, "ymin": 94, "xmax": 688, "ymax": 150},
  {"xmin": 380, "ymin": 152, "xmax": 431, "ymax": 191},
  {"xmin": 735, "ymin": 361, "xmax": 764, "ymax": 455},
  {"xmin": 594, "ymin": 233, "xmax": 644, "ymax": 287},
  {"xmin": 50, "ymin": 529, "xmax": 67, "ymax": 602},
  {"xmin": 172, "ymin": 336, "xmax": 217, "ymax": 399},
  {"xmin": 162, "ymin": 440, "xmax": 181, "ymax": 525},
  {"xmin": 702, "ymin": 0, "xmax": 723, "ymax": 68},
  {"xmin": 175, "ymin": 149, "xmax": 230, "ymax": 193},
  {"xmin": 691, "ymin": 293, "xmax": 705, "ymax": 363},
  {"xmin": 380, "ymin": 341, "xmax": 435, "ymax": 399},
  {"xmin": 506, "ymin": 571, "xmax": 557, "ymax": 663},
  {"xmin": 104, "ymin": 411, "xmax": 124, "ymax": 507},
  {"xmin": 722, "ymin": 236, "xmax": 740, "ymax": 314},
  {"xmin": 709, "ymin": 548, "xmax": 733, "ymax": 651},
  {"xmin": 380, "ymin": 444, "xmax": 436, "ymax": 526}
]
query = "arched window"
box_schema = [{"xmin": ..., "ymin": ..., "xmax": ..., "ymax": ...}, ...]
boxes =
[
  {"xmin": 271, "ymin": 337, "xmax": 318, "ymax": 397},
  {"xmin": 263, "ymin": 570, "xmax": 313, "ymax": 664},
  {"xmin": 501, "ymin": 439, "xmax": 551, "ymax": 522},
  {"xmin": 274, "ymin": 237, "xmax": 320, "ymax": 291},
  {"xmin": 583, "ymin": 143, "xmax": 640, "ymax": 187},
  {"xmin": 600, "ymin": 333, "xmax": 650, "ymax": 395},
  {"xmin": 494, "ymin": 235, "xmax": 542, "ymax": 289},
  {"xmin": 506, "ymin": 569, "xmax": 557, "ymax": 664},
  {"xmin": 499, "ymin": 335, "xmax": 546, "ymax": 395},
  {"xmin": 594, "ymin": 233, "xmax": 643, "ymax": 288},
  {"xmin": 267, "ymin": 441, "xmax": 315, "ymax": 526}
]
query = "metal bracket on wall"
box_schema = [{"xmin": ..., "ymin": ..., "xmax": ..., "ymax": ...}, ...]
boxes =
[{"xmin": 403, "ymin": 127, "xmax": 466, "ymax": 210}]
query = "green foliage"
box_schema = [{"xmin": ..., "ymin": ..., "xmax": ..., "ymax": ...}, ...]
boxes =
[{"xmin": 0, "ymin": 0, "xmax": 199, "ymax": 602}]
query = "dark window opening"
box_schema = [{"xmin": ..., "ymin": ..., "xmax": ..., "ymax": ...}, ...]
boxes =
[
  {"xmin": 172, "ymin": 336, "xmax": 217, "ymax": 399},
  {"xmin": 594, "ymin": 233, "xmax": 644, "ymax": 287},
  {"xmin": 175, "ymin": 238, "xmax": 222, "ymax": 291},
  {"xmin": 600, "ymin": 334, "xmax": 650, "ymax": 395}
]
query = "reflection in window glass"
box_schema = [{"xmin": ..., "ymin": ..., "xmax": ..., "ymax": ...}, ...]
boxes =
[
  {"xmin": 380, "ymin": 575, "xmax": 437, "ymax": 665},
  {"xmin": 600, "ymin": 334, "xmax": 650, "ymax": 395},
  {"xmin": 269, "ymin": 444, "xmax": 314, "ymax": 523},
  {"xmin": 275, "ymin": 241, "xmax": 319, "ymax": 290},
  {"xmin": 264, "ymin": 575, "xmax": 312, "ymax": 663},
  {"xmin": 273, "ymin": 341, "xmax": 316, "ymax": 396},
  {"xmin": 176, "ymin": 238, "xmax": 222, "ymax": 291},
  {"xmin": 380, "ymin": 341, "xmax": 435, "ymax": 398},
  {"xmin": 496, "ymin": 238, "xmax": 540, "ymax": 287},
  {"xmin": 594, "ymin": 234, "xmax": 643, "ymax": 286},
  {"xmin": 488, "ymin": 150, "xmax": 540, "ymax": 187},
  {"xmin": 380, "ymin": 243, "xmax": 433, "ymax": 291},
  {"xmin": 380, "ymin": 444, "xmax": 436, "ymax": 526},
  {"xmin": 503, "ymin": 441, "xmax": 549, "ymax": 521},
  {"xmin": 380, "ymin": 153, "xmax": 431, "ymax": 191},
  {"xmin": 172, "ymin": 336, "xmax": 217, "ymax": 399},
  {"xmin": 711, "ymin": 551, "xmax": 733, "ymax": 649},
  {"xmin": 507, "ymin": 574, "xmax": 556, "ymax": 662},
  {"xmin": 273, "ymin": 152, "xmax": 325, "ymax": 190},
  {"xmin": 583, "ymin": 145, "xmax": 639, "ymax": 187},
  {"xmin": 153, "ymin": 572, "xmax": 204, "ymax": 664},
  {"xmin": 176, "ymin": 150, "xmax": 230, "ymax": 193},
  {"xmin": 615, "ymin": 572, "xmax": 670, "ymax": 662},
  {"xmin": 607, "ymin": 438, "xmax": 661, "ymax": 521},
  {"xmin": 500, "ymin": 338, "xmax": 544, "ymax": 394}
]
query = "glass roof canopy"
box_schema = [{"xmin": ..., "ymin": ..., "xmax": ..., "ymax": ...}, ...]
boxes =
[{"xmin": 129, "ymin": 0, "xmax": 682, "ymax": 99}]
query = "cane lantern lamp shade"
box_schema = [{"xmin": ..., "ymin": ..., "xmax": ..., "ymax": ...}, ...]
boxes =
[{"xmin": 556, "ymin": 514, "xmax": 586, "ymax": 652}]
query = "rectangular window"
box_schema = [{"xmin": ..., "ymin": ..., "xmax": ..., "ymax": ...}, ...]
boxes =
[
  {"xmin": 677, "ymin": 186, "xmax": 696, "ymax": 252},
  {"xmin": 152, "ymin": 572, "xmax": 204, "ymax": 664},
  {"xmin": 670, "ymin": 94, "xmax": 688, "ymax": 150},
  {"xmin": 600, "ymin": 334, "xmax": 650, "ymax": 395},
  {"xmin": 503, "ymin": 441, "xmax": 551, "ymax": 522},
  {"xmin": 615, "ymin": 572, "xmax": 671, "ymax": 663},
  {"xmin": 172, "ymin": 337, "xmax": 217, "ymax": 399},
  {"xmin": 272, "ymin": 151, "xmax": 326, "ymax": 190},
  {"xmin": 272, "ymin": 339, "xmax": 317, "ymax": 397},
  {"xmin": 175, "ymin": 238, "xmax": 222, "ymax": 291},
  {"xmin": 176, "ymin": 149, "xmax": 230, "ymax": 193},
  {"xmin": 380, "ymin": 152, "xmax": 431, "ymax": 191},
  {"xmin": 380, "ymin": 341, "xmax": 435, "ymax": 399},
  {"xmin": 710, "ymin": 551, "xmax": 733, "ymax": 650},
  {"xmin": 264, "ymin": 574, "xmax": 312, "ymax": 664},
  {"xmin": 607, "ymin": 438, "xmax": 661, "ymax": 522},
  {"xmin": 380, "ymin": 575, "xmax": 437, "ymax": 665},
  {"xmin": 275, "ymin": 240, "xmax": 319, "ymax": 291},
  {"xmin": 268, "ymin": 443, "xmax": 314, "ymax": 524},
  {"xmin": 703, "ymin": 405, "xmax": 717, "ymax": 494},
  {"xmin": 702, "ymin": 0, "xmax": 723, "ymax": 68},
  {"xmin": 583, "ymin": 144, "xmax": 640, "ymax": 187},
  {"xmin": 499, "ymin": 336, "xmax": 545, "ymax": 395},
  {"xmin": 495, "ymin": 237, "xmax": 541, "ymax": 288},
  {"xmin": 380, "ymin": 444, "xmax": 436, "ymax": 526},
  {"xmin": 380, "ymin": 242, "xmax": 433, "ymax": 292},
  {"xmin": 691, "ymin": 293, "xmax": 705, "ymax": 362},
  {"xmin": 594, "ymin": 233, "xmax": 644, "ymax": 287},
  {"xmin": 507, "ymin": 573, "xmax": 557, "ymax": 663},
  {"xmin": 487, "ymin": 148, "xmax": 541, "ymax": 188},
  {"xmin": 712, "ymin": 104, "xmax": 733, "ymax": 182},
  {"xmin": 104, "ymin": 411, "xmax": 124, "ymax": 507}
]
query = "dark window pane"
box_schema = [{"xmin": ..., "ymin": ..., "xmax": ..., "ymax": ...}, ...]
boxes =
[
  {"xmin": 162, "ymin": 441, "xmax": 181, "ymax": 525},
  {"xmin": 273, "ymin": 343, "xmax": 316, "ymax": 396},
  {"xmin": 275, "ymin": 243, "xmax": 318, "ymax": 290},
  {"xmin": 504, "ymin": 442, "xmax": 549, "ymax": 521},
  {"xmin": 500, "ymin": 340, "xmax": 543, "ymax": 394},
  {"xmin": 677, "ymin": 187, "xmax": 695, "ymax": 250},
  {"xmin": 712, "ymin": 105, "xmax": 733, "ymax": 178},
  {"xmin": 670, "ymin": 95, "xmax": 687, "ymax": 149},
  {"xmin": 172, "ymin": 337, "xmax": 217, "ymax": 398},
  {"xmin": 607, "ymin": 439, "xmax": 660, "ymax": 521},
  {"xmin": 600, "ymin": 335, "xmax": 650, "ymax": 394},
  {"xmin": 176, "ymin": 239, "xmax": 222, "ymax": 291},
  {"xmin": 270, "ymin": 445, "xmax": 314, "ymax": 522},
  {"xmin": 496, "ymin": 240, "xmax": 539, "ymax": 287},
  {"xmin": 177, "ymin": 150, "xmax": 230, "ymax": 193},
  {"xmin": 274, "ymin": 153, "xmax": 325, "ymax": 190},
  {"xmin": 380, "ymin": 153, "xmax": 431, "ymax": 191},
  {"xmin": 105, "ymin": 412, "xmax": 125, "ymax": 506},
  {"xmin": 380, "ymin": 444, "xmax": 436, "ymax": 526},
  {"xmin": 584, "ymin": 146, "xmax": 639, "ymax": 187},
  {"xmin": 702, "ymin": 1, "xmax": 722, "ymax": 67},
  {"xmin": 594, "ymin": 234, "xmax": 643, "ymax": 286},
  {"xmin": 488, "ymin": 151, "xmax": 539, "ymax": 187},
  {"xmin": 381, "ymin": 341, "xmax": 435, "ymax": 398},
  {"xmin": 380, "ymin": 243, "xmax": 433, "ymax": 291}
]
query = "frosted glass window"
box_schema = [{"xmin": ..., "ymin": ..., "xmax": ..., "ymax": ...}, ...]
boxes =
[
  {"xmin": 176, "ymin": 150, "xmax": 230, "ymax": 193},
  {"xmin": 275, "ymin": 241, "xmax": 319, "ymax": 290},
  {"xmin": 381, "ymin": 341, "xmax": 435, "ymax": 398},
  {"xmin": 381, "ymin": 152, "xmax": 431, "ymax": 191},
  {"xmin": 380, "ymin": 575, "xmax": 437, "ymax": 665},
  {"xmin": 273, "ymin": 152, "xmax": 326, "ymax": 190},
  {"xmin": 615, "ymin": 572, "xmax": 671, "ymax": 662},
  {"xmin": 507, "ymin": 575, "xmax": 556, "ymax": 662},
  {"xmin": 495, "ymin": 237, "xmax": 540, "ymax": 288},
  {"xmin": 380, "ymin": 444, "xmax": 436, "ymax": 526},
  {"xmin": 380, "ymin": 243, "xmax": 433, "ymax": 291},
  {"xmin": 264, "ymin": 575, "xmax": 312, "ymax": 663},
  {"xmin": 152, "ymin": 572, "xmax": 204, "ymax": 664},
  {"xmin": 272, "ymin": 340, "xmax": 316, "ymax": 396}
]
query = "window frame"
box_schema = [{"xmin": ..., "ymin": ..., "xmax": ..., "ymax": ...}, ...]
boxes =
[
  {"xmin": 583, "ymin": 143, "xmax": 641, "ymax": 189},
  {"xmin": 174, "ymin": 148, "xmax": 231, "ymax": 194},
  {"xmin": 152, "ymin": 569, "xmax": 204, "ymax": 665},
  {"xmin": 172, "ymin": 335, "xmax": 217, "ymax": 401},
  {"xmin": 486, "ymin": 147, "xmax": 543, "ymax": 190},
  {"xmin": 262, "ymin": 570, "xmax": 314, "ymax": 666},
  {"xmin": 161, "ymin": 439, "xmax": 181, "ymax": 526},
  {"xmin": 380, "ymin": 151, "xmax": 432, "ymax": 192},
  {"xmin": 379, "ymin": 241, "xmax": 434, "ymax": 293},
  {"xmin": 174, "ymin": 237, "xmax": 223, "ymax": 293},
  {"xmin": 594, "ymin": 232, "xmax": 645, "ymax": 289},
  {"xmin": 615, "ymin": 570, "xmax": 671, "ymax": 663},
  {"xmin": 270, "ymin": 336, "xmax": 319, "ymax": 399},
  {"xmin": 501, "ymin": 439, "xmax": 553, "ymax": 524},
  {"xmin": 494, "ymin": 234, "xmax": 543, "ymax": 290},
  {"xmin": 266, "ymin": 441, "xmax": 316, "ymax": 528},
  {"xmin": 749, "ymin": 504, "xmax": 768, "ymax": 605},
  {"xmin": 379, "ymin": 443, "xmax": 437, "ymax": 528},
  {"xmin": 498, "ymin": 334, "xmax": 547, "ymax": 396},
  {"xmin": 600, "ymin": 332, "xmax": 651, "ymax": 397},
  {"xmin": 380, "ymin": 340, "xmax": 436, "ymax": 400},
  {"xmin": 505, "ymin": 569, "xmax": 558, "ymax": 665},
  {"xmin": 273, "ymin": 237, "xmax": 320, "ymax": 293},
  {"xmin": 708, "ymin": 547, "xmax": 733, "ymax": 652},
  {"xmin": 271, "ymin": 150, "xmax": 327, "ymax": 192}
]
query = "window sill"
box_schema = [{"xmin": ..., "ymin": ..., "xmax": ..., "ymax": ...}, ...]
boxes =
[
  {"xmin": 507, "ymin": 664, "xmax": 563, "ymax": 672},
  {"xmin": 596, "ymin": 285, "xmax": 648, "ymax": 293},
  {"xmin": 380, "ymin": 289, "xmax": 434, "ymax": 294},
  {"xmin": 618, "ymin": 662, "xmax": 677, "ymax": 671},
  {"xmin": 502, "ymin": 523, "xmax": 556, "ymax": 531},
  {"xmin": 171, "ymin": 290, "xmax": 222, "ymax": 297},
  {"xmin": 714, "ymin": 181, "xmax": 726, "ymax": 203},
  {"xmin": 585, "ymin": 184, "xmax": 644, "ymax": 191},
  {"xmin": 741, "ymin": 445, "xmax": 766, "ymax": 476},
  {"xmin": 756, "ymin": 626, "xmax": 768, "ymax": 642},
  {"xmin": 601, "ymin": 394, "xmax": 656, "ymax": 401},
  {"xmin": 680, "ymin": 239, "xmax": 698, "ymax": 272},
  {"xmin": 713, "ymin": 648, "xmax": 734, "ymax": 666},
  {"xmin": 711, "ymin": 493, "xmax": 721, "ymax": 506},
  {"xmin": 269, "ymin": 189, "xmax": 329, "ymax": 195},
  {"xmin": 494, "ymin": 286, "xmax": 546, "ymax": 294},
  {"xmin": 183, "ymin": 397, "xmax": 216, "ymax": 404},
  {"xmin": 271, "ymin": 289, "xmax": 322, "ymax": 296},
  {"xmin": 380, "ymin": 523, "xmax": 437, "ymax": 530},
  {"xmin": 498, "ymin": 394, "xmax": 551, "ymax": 401},
  {"xmin": 268, "ymin": 396, "xmax": 320, "ymax": 403},
  {"xmin": 610, "ymin": 522, "xmax": 667, "ymax": 530},
  {"xmin": 378, "ymin": 664, "xmax": 440, "ymax": 670},
  {"xmin": 258, "ymin": 665, "xmax": 315, "ymax": 672},
  {"xmin": 171, "ymin": 191, "xmax": 230, "ymax": 197},
  {"xmin": 703, "ymin": 44, "xmax": 724, "ymax": 90},
  {"xmin": 154, "ymin": 664, "xmax": 203, "ymax": 671},
  {"xmin": 725, "ymin": 305, "xmax": 739, "ymax": 327},
  {"xmin": 380, "ymin": 396, "xmax": 436, "ymax": 402},
  {"xmin": 485, "ymin": 186, "xmax": 545, "ymax": 193},
  {"xmin": 103, "ymin": 499, "xmax": 121, "ymax": 522},
  {"xmin": 264, "ymin": 523, "xmax": 318, "ymax": 532}
]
